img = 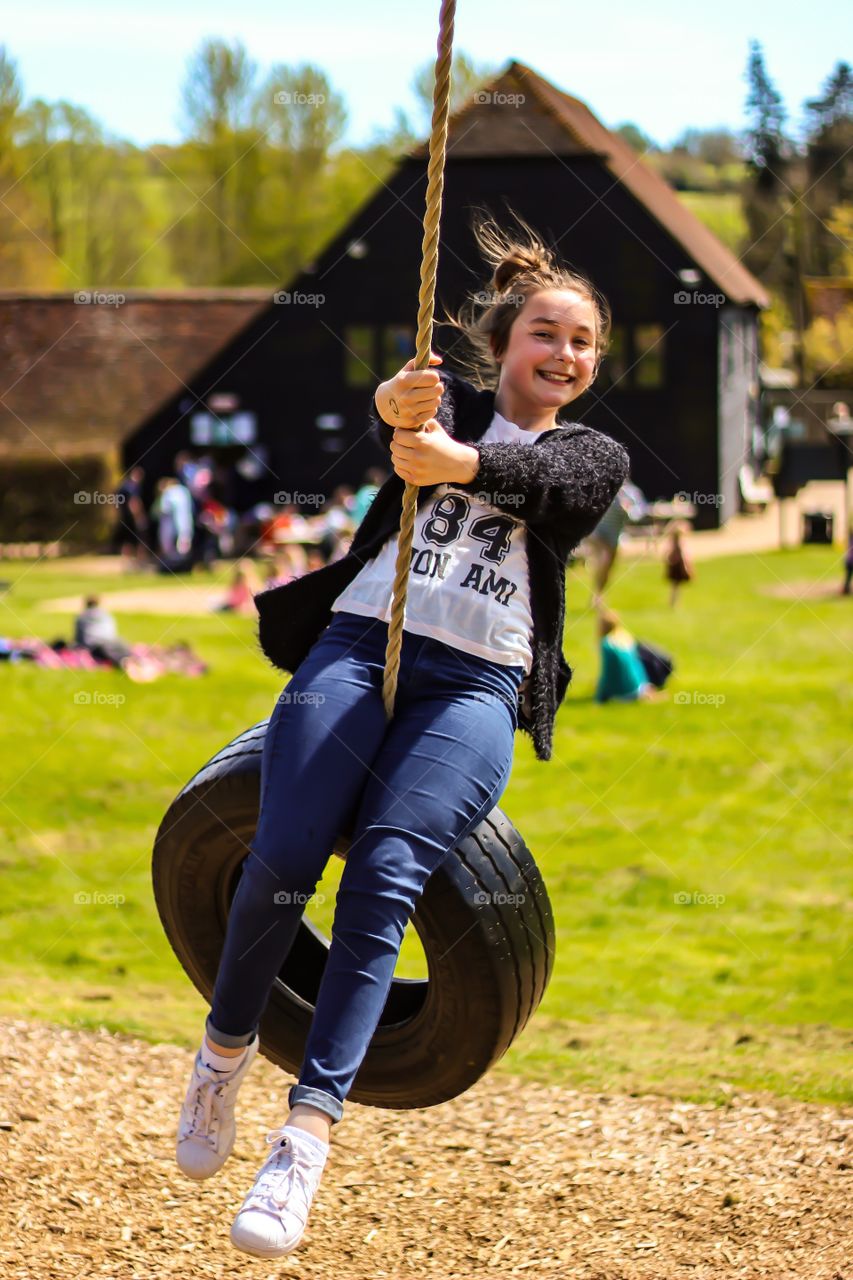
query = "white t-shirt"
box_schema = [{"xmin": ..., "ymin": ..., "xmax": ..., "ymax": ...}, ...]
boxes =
[{"xmin": 331, "ymin": 412, "xmax": 553, "ymax": 674}]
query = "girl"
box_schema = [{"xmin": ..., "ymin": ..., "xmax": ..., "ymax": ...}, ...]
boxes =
[
  {"xmin": 663, "ymin": 519, "xmax": 694, "ymax": 607},
  {"xmin": 174, "ymin": 213, "xmax": 630, "ymax": 1259},
  {"xmin": 594, "ymin": 607, "xmax": 658, "ymax": 703}
]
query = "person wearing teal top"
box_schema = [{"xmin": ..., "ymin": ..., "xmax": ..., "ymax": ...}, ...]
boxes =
[{"xmin": 594, "ymin": 608, "xmax": 655, "ymax": 703}]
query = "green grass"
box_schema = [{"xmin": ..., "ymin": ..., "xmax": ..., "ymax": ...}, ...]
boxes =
[{"xmin": 0, "ymin": 548, "xmax": 851, "ymax": 1105}]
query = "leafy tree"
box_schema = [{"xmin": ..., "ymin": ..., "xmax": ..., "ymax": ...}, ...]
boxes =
[
  {"xmin": 615, "ymin": 122, "xmax": 658, "ymax": 154},
  {"xmin": 740, "ymin": 42, "xmax": 795, "ymax": 305},
  {"xmin": 411, "ymin": 50, "xmax": 498, "ymax": 126},
  {"xmin": 0, "ymin": 45, "xmax": 58, "ymax": 285},
  {"xmin": 177, "ymin": 38, "xmax": 261, "ymax": 281},
  {"xmin": 802, "ymin": 63, "xmax": 853, "ymax": 275}
]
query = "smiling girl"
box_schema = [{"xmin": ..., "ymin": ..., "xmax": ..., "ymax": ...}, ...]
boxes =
[{"xmin": 174, "ymin": 211, "xmax": 630, "ymax": 1260}]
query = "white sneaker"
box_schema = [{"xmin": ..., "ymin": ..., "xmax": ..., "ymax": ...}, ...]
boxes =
[
  {"xmin": 175, "ymin": 1035, "xmax": 259, "ymax": 1179},
  {"xmin": 229, "ymin": 1126, "xmax": 329, "ymax": 1257}
]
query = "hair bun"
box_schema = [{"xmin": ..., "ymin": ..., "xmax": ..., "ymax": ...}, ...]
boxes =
[{"xmin": 492, "ymin": 246, "xmax": 550, "ymax": 293}]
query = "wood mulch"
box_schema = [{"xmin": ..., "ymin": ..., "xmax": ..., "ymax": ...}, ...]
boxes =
[{"xmin": 0, "ymin": 1018, "xmax": 850, "ymax": 1279}]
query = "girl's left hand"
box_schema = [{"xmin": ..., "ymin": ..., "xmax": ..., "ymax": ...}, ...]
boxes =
[{"xmin": 390, "ymin": 420, "xmax": 479, "ymax": 486}]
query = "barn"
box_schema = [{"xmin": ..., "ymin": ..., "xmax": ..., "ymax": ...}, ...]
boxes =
[{"xmin": 2, "ymin": 60, "xmax": 769, "ymax": 538}]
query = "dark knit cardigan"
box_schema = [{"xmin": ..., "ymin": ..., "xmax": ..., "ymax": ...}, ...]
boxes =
[{"xmin": 254, "ymin": 368, "xmax": 630, "ymax": 761}]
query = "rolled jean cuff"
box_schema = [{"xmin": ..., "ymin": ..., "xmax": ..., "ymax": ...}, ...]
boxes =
[
  {"xmin": 205, "ymin": 1014, "xmax": 257, "ymax": 1048},
  {"xmin": 288, "ymin": 1084, "xmax": 344, "ymax": 1124}
]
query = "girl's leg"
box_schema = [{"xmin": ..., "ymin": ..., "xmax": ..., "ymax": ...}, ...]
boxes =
[
  {"xmin": 205, "ymin": 614, "xmax": 393, "ymax": 1053},
  {"xmin": 286, "ymin": 642, "xmax": 521, "ymax": 1124}
]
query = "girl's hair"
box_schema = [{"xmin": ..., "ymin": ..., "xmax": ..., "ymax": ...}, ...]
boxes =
[
  {"xmin": 597, "ymin": 606, "xmax": 620, "ymax": 637},
  {"xmin": 439, "ymin": 208, "xmax": 611, "ymax": 390}
]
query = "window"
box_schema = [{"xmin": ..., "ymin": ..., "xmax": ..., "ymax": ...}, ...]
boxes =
[
  {"xmin": 343, "ymin": 326, "xmax": 375, "ymax": 387},
  {"xmin": 634, "ymin": 324, "xmax": 665, "ymax": 389},
  {"xmin": 382, "ymin": 325, "xmax": 416, "ymax": 379},
  {"xmin": 600, "ymin": 324, "xmax": 628, "ymax": 389}
]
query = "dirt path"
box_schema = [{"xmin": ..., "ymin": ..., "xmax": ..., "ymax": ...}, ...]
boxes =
[
  {"xmin": 39, "ymin": 586, "xmax": 233, "ymax": 616},
  {"xmin": 0, "ymin": 1018, "xmax": 850, "ymax": 1279}
]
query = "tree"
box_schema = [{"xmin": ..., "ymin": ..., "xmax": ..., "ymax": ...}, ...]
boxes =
[
  {"xmin": 0, "ymin": 46, "xmax": 60, "ymax": 285},
  {"xmin": 742, "ymin": 39, "xmax": 790, "ymax": 180},
  {"xmin": 672, "ymin": 127, "xmax": 743, "ymax": 168},
  {"xmin": 249, "ymin": 63, "xmax": 349, "ymax": 282},
  {"xmin": 615, "ymin": 122, "xmax": 658, "ymax": 155},
  {"xmin": 411, "ymin": 50, "xmax": 498, "ymax": 126},
  {"xmin": 740, "ymin": 42, "xmax": 796, "ymax": 315},
  {"xmin": 802, "ymin": 63, "xmax": 853, "ymax": 275},
  {"xmin": 178, "ymin": 38, "xmax": 260, "ymax": 281}
]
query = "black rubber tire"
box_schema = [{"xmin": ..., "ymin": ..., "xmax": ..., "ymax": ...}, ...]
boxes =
[{"xmin": 152, "ymin": 720, "xmax": 555, "ymax": 1110}]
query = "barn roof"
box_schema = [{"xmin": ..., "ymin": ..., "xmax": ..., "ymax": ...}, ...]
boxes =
[
  {"xmin": 0, "ymin": 290, "xmax": 270, "ymax": 459},
  {"xmin": 412, "ymin": 60, "xmax": 769, "ymax": 308}
]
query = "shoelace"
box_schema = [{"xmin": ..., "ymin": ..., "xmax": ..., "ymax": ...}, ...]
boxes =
[
  {"xmin": 180, "ymin": 1063, "xmax": 229, "ymax": 1146},
  {"xmin": 241, "ymin": 1129, "xmax": 326, "ymax": 1218}
]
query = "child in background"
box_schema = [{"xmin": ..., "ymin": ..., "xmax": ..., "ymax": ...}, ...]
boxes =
[
  {"xmin": 664, "ymin": 520, "xmax": 693, "ymax": 607},
  {"xmin": 594, "ymin": 608, "xmax": 659, "ymax": 703},
  {"xmin": 842, "ymin": 520, "xmax": 853, "ymax": 596},
  {"xmin": 214, "ymin": 562, "xmax": 261, "ymax": 614}
]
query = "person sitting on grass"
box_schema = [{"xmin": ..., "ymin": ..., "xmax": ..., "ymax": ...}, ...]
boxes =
[
  {"xmin": 214, "ymin": 561, "xmax": 262, "ymax": 614},
  {"xmin": 594, "ymin": 608, "xmax": 660, "ymax": 703},
  {"xmin": 73, "ymin": 595, "xmax": 131, "ymax": 668}
]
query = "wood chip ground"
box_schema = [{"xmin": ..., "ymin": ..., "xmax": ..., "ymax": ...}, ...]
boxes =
[{"xmin": 0, "ymin": 1018, "xmax": 850, "ymax": 1279}]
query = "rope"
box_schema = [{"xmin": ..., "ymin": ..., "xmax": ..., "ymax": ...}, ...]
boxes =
[{"xmin": 381, "ymin": 0, "xmax": 457, "ymax": 720}]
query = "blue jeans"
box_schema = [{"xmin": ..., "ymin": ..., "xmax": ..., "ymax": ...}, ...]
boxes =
[{"xmin": 206, "ymin": 609, "xmax": 524, "ymax": 1123}]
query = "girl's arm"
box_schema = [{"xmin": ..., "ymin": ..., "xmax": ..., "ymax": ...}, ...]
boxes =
[
  {"xmin": 454, "ymin": 429, "xmax": 631, "ymax": 544},
  {"xmin": 368, "ymin": 365, "xmax": 630, "ymax": 543}
]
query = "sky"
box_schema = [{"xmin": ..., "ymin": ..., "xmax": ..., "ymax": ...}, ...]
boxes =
[{"xmin": 3, "ymin": 0, "xmax": 849, "ymax": 150}]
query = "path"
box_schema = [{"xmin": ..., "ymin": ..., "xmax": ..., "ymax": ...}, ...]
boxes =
[{"xmin": 1, "ymin": 1018, "xmax": 850, "ymax": 1279}]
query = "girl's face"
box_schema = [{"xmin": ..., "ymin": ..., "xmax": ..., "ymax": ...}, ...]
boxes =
[{"xmin": 495, "ymin": 288, "xmax": 598, "ymax": 409}]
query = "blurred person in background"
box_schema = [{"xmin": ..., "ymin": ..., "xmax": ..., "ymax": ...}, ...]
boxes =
[
  {"xmin": 351, "ymin": 466, "xmax": 388, "ymax": 525},
  {"xmin": 663, "ymin": 520, "xmax": 694, "ymax": 607},
  {"xmin": 584, "ymin": 480, "xmax": 647, "ymax": 605},
  {"xmin": 111, "ymin": 465, "xmax": 150, "ymax": 570},
  {"xmin": 594, "ymin": 608, "xmax": 660, "ymax": 704},
  {"xmin": 152, "ymin": 476, "xmax": 194, "ymax": 573},
  {"xmin": 73, "ymin": 595, "xmax": 131, "ymax": 668}
]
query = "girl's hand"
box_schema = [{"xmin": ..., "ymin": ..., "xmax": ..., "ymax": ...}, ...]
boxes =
[
  {"xmin": 375, "ymin": 353, "xmax": 444, "ymax": 429},
  {"xmin": 390, "ymin": 419, "xmax": 480, "ymax": 487}
]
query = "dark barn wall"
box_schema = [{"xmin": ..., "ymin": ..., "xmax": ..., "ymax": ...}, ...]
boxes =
[{"xmin": 127, "ymin": 154, "xmax": 739, "ymax": 529}]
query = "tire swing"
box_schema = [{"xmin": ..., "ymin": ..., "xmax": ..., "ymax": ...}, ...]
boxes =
[{"xmin": 152, "ymin": 0, "xmax": 556, "ymax": 1110}]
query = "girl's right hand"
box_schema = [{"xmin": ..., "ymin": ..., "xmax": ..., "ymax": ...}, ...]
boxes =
[{"xmin": 376, "ymin": 353, "xmax": 444, "ymax": 429}]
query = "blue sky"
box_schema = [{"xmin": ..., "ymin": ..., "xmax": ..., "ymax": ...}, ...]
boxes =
[{"xmin": 4, "ymin": 0, "xmax": 848, "ymax": 149}]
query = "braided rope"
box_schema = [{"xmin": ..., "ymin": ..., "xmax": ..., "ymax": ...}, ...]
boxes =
[{"xmin": 382, "ymin": 0, "xmax": 457, "ymax": 719}]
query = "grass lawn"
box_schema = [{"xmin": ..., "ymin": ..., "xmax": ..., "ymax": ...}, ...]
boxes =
[{"xmin": 0, "ymin": 547, "xmax": 850, "ymax": 1105}]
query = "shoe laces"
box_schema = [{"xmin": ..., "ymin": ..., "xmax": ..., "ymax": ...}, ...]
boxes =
[
  {"xmin": 242, "ymin": 1128, "xmax": 326, "ymax": 1219},
  {"xmin": 179, "ymin": 1061, "xmax": 230, "ymax": 1145}
]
